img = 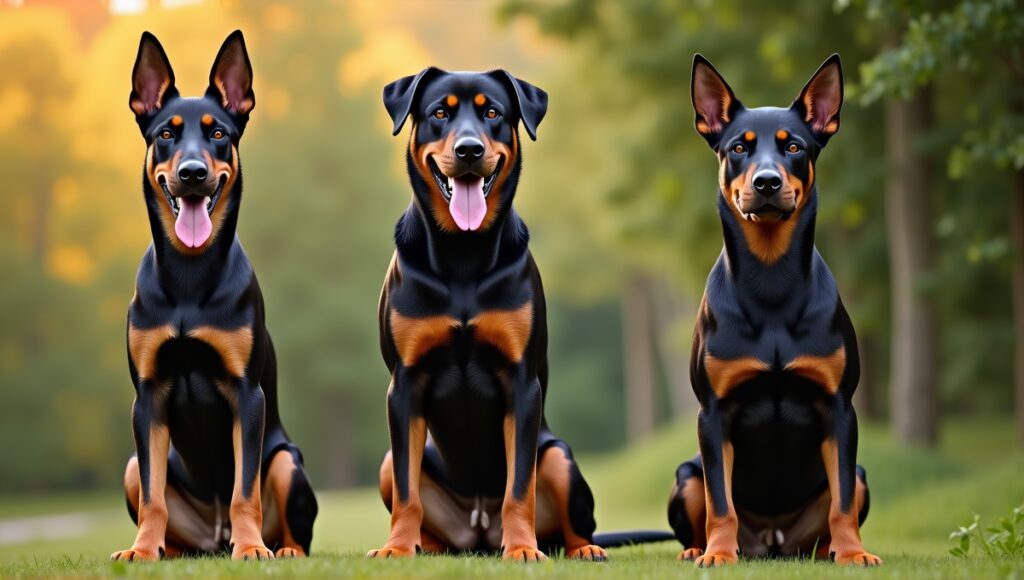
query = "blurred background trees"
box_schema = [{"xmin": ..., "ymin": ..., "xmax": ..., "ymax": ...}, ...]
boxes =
[{"xmin": 0, "ymin": 0, "xmax": 1019, "ymax": 493}]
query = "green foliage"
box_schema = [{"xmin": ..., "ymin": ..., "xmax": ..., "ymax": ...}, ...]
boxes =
[{"xmin": 949, "ymin": 505, "xmax": 1024, "ymax": 559}]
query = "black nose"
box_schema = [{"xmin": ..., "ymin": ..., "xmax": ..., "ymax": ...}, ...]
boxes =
[
  {"xmin": 177, "ymin": 160, "xmax": 208, "ymax": 186},
  {"xmin": 454, "ymin": 137, "xmax": 485, "ymax": 163},
  {"xmin": 752, "ymin": 169, "xmax": 783, "ymax": 194}
]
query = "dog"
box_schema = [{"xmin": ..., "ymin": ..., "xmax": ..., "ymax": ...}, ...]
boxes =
[
  {"xmin": 368, "ymin": 67, "xmax": 618, "ymax": 562},
  {"xmin": 666, "ymin": 55, "xmax": 881, "ymax": 567},
  {"xmin": 112, "ymin": 31, "xmax": 317, "ymax": 562}
]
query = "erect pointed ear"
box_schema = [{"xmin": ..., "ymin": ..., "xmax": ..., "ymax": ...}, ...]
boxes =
[
  {"xmin": 383, "ymin": 67, "xmax": 443, "ymax": 136},
  {"xmin": 208, "ymin": 30, "xmax": 254, "ymax": 116},
  {"xmin": 130, "ymin": 32, "xmax": 178, "ymax": 116},
  {"xmin": 792, "ymin": 54, "xmax": 843, "ymax": 146},
  {"xmin": 691, "ymin": 54, "xmax": 742, "ymax": 149},
  {"xmin": 490, "ymin": 70, "xmax": 548, "ymax": 140}
]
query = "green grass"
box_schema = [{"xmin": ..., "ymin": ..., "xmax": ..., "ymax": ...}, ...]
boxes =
[{"xmin": 1, "ymin": 418, "xmax": 1021, "ymax": 578}]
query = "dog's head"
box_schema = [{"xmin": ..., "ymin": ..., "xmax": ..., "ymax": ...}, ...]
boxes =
[
  {"xmin": 130, "ymin": 31, "xmax": 254, "ymax": 254},
  {"xmin": 691, "ymin": 54, "xmax": 842, "ymax": 223},
  {"xmin": 383, "ymin": 68, "xmax": 547, "ymax": 233}
]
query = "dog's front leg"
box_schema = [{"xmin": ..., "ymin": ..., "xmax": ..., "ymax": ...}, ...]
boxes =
[
  {"xmin": 500, "ymin": 373, "xmax": 545, "ymax": 561},
  {"xmin": 694, "ymin": 404, "xmax": 739, "ymax": 567},
  {"xmin": 112, "ymin": 383, "xmax": 169, "ymax": 562},
  {"xmin": 822, "ymin": 398, "xmax": 881, "ymax": 566},
  {"xmin": 228, "ymin": 378, "xmax": 273, "ymax": 560},
  {"xmin": 369, "ymin": 369, "xmax": 426, "ymax": 558}
]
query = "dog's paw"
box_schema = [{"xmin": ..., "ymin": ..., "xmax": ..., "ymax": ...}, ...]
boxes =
[
  {"xmin": 110, "ymin": 547, "xmax": 160, "ymax": 562},
  {"xmin": 677, "ymin": 547, "xmax": 704, "ymax": 561},
  {"xmin": 694, "ymin": 550, "xmax": 738, "ymax": 567},
  {"xmin": 567, "ymin": 544, "xmax": 607, "ymax": 561},
  {"xmin": 832, "ymin": 550, "xmax": 882, "ymax": 567},
  {"xmin": 503, "ymin": 547, "xmax": 547, "ymax": 562},
  {"xmin": 366, "ymin": 546, "xmax": 417, "ymax": 559},
  {"xmin": 275, "ymin": 546, "xmax": 306, "ymax": 558},
  {"xmin": 232, "ymin": 545, "xmax": 274, "ymax": 561}
]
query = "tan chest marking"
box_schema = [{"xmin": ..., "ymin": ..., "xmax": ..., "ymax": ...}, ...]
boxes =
[
  {"xmin": 187, "ymin": 325, "xmax": 254, "ymax": 378},
  {"xmin": 704, "ymin": 353, "xmax": 769, "ymax": 399},
  {"xmin": 128, "ymin": 324, "xmax": 177, "ymax": 380},
  {"xmin": 390, "ymin": 310, "xmax": 460, "ymax": 368},
  {"xmin": 784, "ymin": 346, "xmax": 846, "ymax": 395},
  {"xmin": 470, "ymin": 303, "xmax": 534, "ymax": 364}
]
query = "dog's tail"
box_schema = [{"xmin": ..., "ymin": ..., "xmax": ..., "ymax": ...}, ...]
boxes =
[{"xmin": 592, "ymin": 530, "xmax": 676, "ymax": 548}]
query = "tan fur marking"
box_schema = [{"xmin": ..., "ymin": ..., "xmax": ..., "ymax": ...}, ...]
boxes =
[
  {"xmin": 469, "ymin": 302, "xmax": 533, "ymax": 363},
  {"xmin": 474, "ymin": 93, "xmax": 486, "ymax": 106},
  {"xmin": 537, "ymin": 446, "xmax": 605, "ymax": 559},
  {"xmin": 128, "ymin": 323, "xmax": 177, "ymax": 380},
  {"xmin": 229, "ymin": 421, "xmax": 271, "ymax": 560},
  {"xmin": 445, "ymin": 94, "xmax": 458, "ymax": 108},
  {"xmin": 410, "ymin": 125, "xmax": 460, "ymax": 232},
  {"xmin": 170, "ymin": 115, "xmax": 183, "ymax": 127},
  {"xmin": 371, "ymin": 417, "xmax": 426, "ymax": 558},
  {"xmin": 696, "ymin": 441, "xmax": 738, "ymax": 566},
  {"xmin": 187, "ymin": 325, "xmax": 253, "ymax": 378},
  {"xmin": 786, "ymin": 346, "xmax": 845, "ymax": 395},
  {"xmin": 112, "ymin": 425, "xmax": 169, "ymax": 561},
  {"xmin": 743, "ymin": 130, "xmax": 756, "ymax": 142},
  {"xmin": 776, "ymin": 129, "xmax": 789, "ymax": 141},
  {"xmin": 821, "ymin": 440, "xmax": 880, "ymax": 566},
  {"xmin": 501, "ymin": 415, "xmax": 544, "ymax": 560},
  {"xmin": 704, "ymin": 353, "xmax": 769, "ymax": 398},
  {"xmin": 389, "ymin": 310, "xmax": 460, "ymax": 367},
  {"xmin": 266, "ymin": 450, "xmax": 305, "ymax": 557},
  {"xmin": 201, "ymin": 114, "xmax": 214, "ymax": 126}
]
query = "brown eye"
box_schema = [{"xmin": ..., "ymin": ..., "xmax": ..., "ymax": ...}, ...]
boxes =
[
  {"xmin": 787, "ymin": 143, "xmax": 801, "ymax": 153},
  {"xmin": 211, "ymin": 129, "xmax": 225, "ymax": 140},
  {"xmin": 160, "ymin": 129, "xmax": 173, "ymax": 140},
  {"xmin": 732, "ymin": 143, "xmax": 746, "ymax": 154},
  {"xmin": 485, "ymin": 108, "xmax": 498, "ymax": 119},
  {"xmin": 433, "ymin": 108, "xmax": 447, "ymax": 120}
]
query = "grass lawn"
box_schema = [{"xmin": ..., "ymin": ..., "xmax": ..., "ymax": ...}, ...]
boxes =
[{"xmin": 0, "ymin": 418, "xmax": 1021, "ymax": 578}]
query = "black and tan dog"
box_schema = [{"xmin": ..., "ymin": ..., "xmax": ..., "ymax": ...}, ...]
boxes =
[
  {"xmin": 370, "ymin": 68, "xmax": 618, "ymax": 561},
  {"xmin": 666, "ymin": 55, "xmax": 881, "ymax": 567},
  {"xmin": 112, "ymin": 31, "xmax": 316, "ymax": 561}
]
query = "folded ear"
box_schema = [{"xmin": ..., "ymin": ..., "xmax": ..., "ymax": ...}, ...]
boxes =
[
  {"xmin": 791, "ymin": 54, "xmax": 843, "ymax": 146},
  {"xmin": 208, "ymin": 30, "xmax": 254, "ymax": 116},
  {"xmin": 383, "ymin": 67, "xmax": 443, "ymax": 136},
  {"xmin": 490, "ymin": 70, "xmax": 548, "ymax": 141},
  {"xmin": 130, "ymin": 32, "xmax": 177, "ymax": 116},
  {"xmin": 691, "ymin": 54, "xmax": 741, "ymax": 149}
]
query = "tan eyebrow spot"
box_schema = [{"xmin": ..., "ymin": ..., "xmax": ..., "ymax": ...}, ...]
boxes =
[
  {"xmin": 744, "ymin": 130, "xmax": 756, "ymax": 142},
  {"xmin": 776, "ymin": 129, "xmax": 789, "ymax": 140},
  {"xmin": 474, "ymin": 93, "xmax": 486, "ymax": 106},
  {"xmin": 202, "ymin": 114, "xmax": 215, "ymax": 126},
  {"xmin": 170, "ymin": 115, "xmax": 183, "ymax": 127},
  {"xmin": 446, "ymin": 95, "xmax": 458, "ymax": 107}
]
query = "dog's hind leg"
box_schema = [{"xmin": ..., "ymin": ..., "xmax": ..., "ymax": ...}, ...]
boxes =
[
  {"xmin": 535, "ymin": 440, "xmax": 606, "ymax": 561},
  {"xmin": 667, "ymin": 457, "xmax": 707, "ymax": 561},
  {"xmin": 263, "ymin": 446, "xmax": 318, "ymax": 558}
]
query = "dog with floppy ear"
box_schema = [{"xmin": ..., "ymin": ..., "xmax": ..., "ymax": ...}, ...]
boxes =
[
  {"xmin": 666, "ymin": 55, "xmax": 880, "ymax": 567},
  {"xmin": 112, "ymin": 31, "xmax": 317, "ymax": 562},
  {"xmin": 369, "ymin": 68, "xmax": 620, "ymax": 561}
]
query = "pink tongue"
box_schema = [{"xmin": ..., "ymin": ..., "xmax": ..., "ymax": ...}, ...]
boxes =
[
  {"xmin": 449, "ymin": 176, "xmax": 487, "ymax": 231},
  {"xmin": 174, "ymin": 196, "xmax": 213, "ymax": 248}
]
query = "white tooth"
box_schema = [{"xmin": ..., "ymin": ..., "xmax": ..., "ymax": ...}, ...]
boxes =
[
  {"xmin": 206, "ymin": 197, "xmax": 212, "ymax": 210},
  {"xmin": 447, "ymin": 176, "xmax": 455, "ymax": 191}
]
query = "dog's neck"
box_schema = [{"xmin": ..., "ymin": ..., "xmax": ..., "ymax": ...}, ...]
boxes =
[
  {"xmin": 143, "ymin": 175, "xmax": 243, "ymax": 295},
  {"xmin": 718, "ymin": 188, "xmax": 819, "ymax": 305},
  {"xmin": 398, "ymin": 178, "xmax": 528, "ymax": 282}
]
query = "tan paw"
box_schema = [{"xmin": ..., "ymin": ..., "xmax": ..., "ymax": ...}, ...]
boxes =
[
  {"xmin": 366, "ymin": 546, "xmax": 417, "ymax": 559},
  {"xmin": 110, "ymin": 547, "xmax": 160, "ymax": 562},
  {"xmin": 567, "ymin": 544, "xmax": 607, "ymax": 561},
  {"xmin": 695, "ymin": 550, "xmax": 738, "ymax": 567},
  {"xmin": 503, "ymin": 547, "xmax": 547, "ymax": 562},
  {"xmin": 833, "ymin": 551, "xmax": 882, "ymax": 566},
  {"xmin": 677, "ymin": 547, "xmax": 704, "ymax": 561},
  {"xmin": 232, "ymin": 544, "xmax": 274, "ymax": 561},
  {"xmin": 275, "ymin": 546, "xmax": 306, "ymax": 558}
]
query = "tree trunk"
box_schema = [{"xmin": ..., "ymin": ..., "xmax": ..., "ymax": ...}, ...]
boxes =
[
  {"xmin": 650, "ymin": 277, "xmax": 696, "ymax": 418},
  {"xmin": 325, "ymin": 393, "xmax": 355, "ymax": 488},
  {"xmin": 1012, "ymin": 169, "xmax": 1024, "ymax": 447},
  {"xmin": 622, "ymin": 273, "xmax": 657, "ymax": 441},
  {"xmin": 886, "ymin": 86, "xmax": 938, "ymax": 446}
]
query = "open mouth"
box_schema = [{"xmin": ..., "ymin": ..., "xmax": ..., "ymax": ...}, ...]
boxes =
[
  {"xmin": 158, "ymin": 175, "xmax": 227, "ymax": 248},
  {"xmin": 744, "ymin": 204, "xmax": 792, "ymax": 221},
  {"xmin": 428, "ymin": 157, "xmax": 503, "ymax": 231}
]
